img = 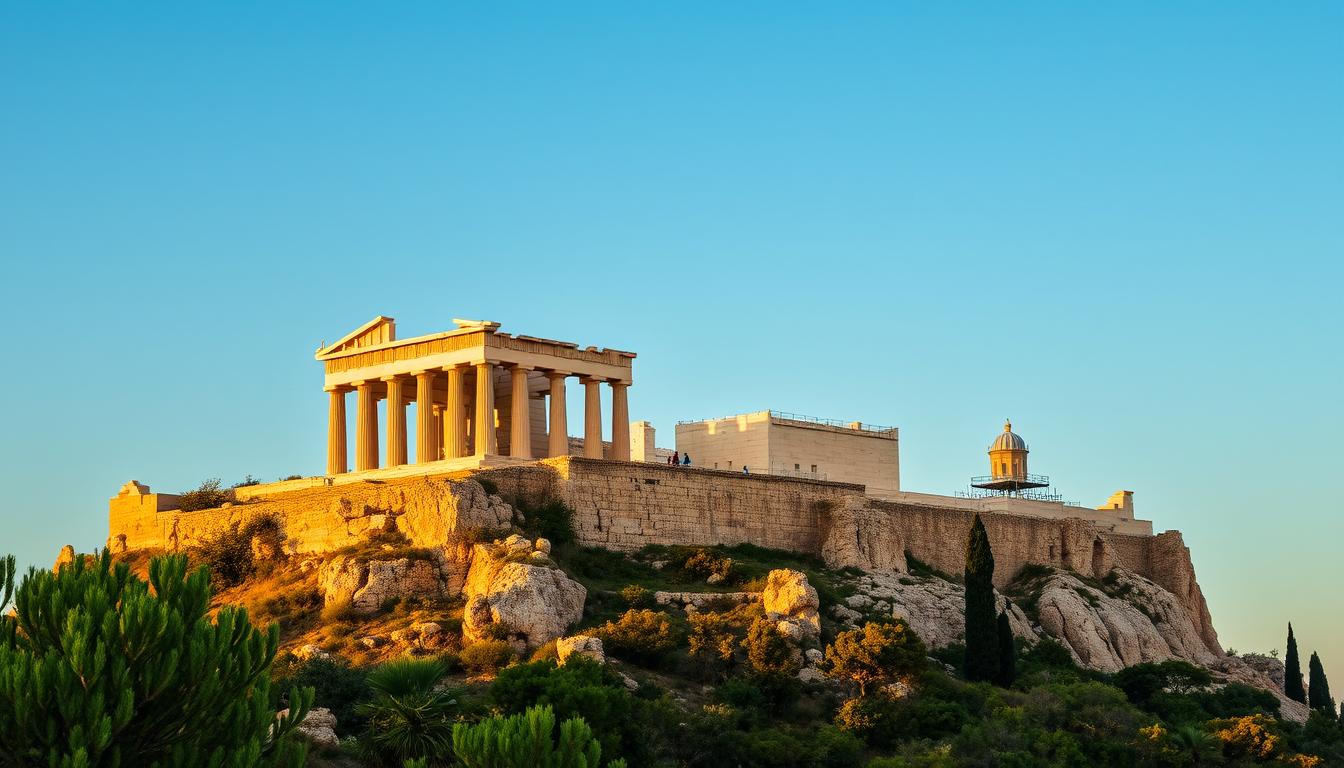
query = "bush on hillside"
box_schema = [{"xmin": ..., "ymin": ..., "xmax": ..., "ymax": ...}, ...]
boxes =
[
  {"xmin": 594, "ymin": 609, "xmax": 676, "ymax": 666},
  {"xmin": 177, "ymin": 477, "xmax": 234, "ymax": 511},
  {"xmin": 459, "ymin": 640, "xmax": 516, "ymax": 676}
]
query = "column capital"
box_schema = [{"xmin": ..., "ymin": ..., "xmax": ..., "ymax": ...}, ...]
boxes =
[
  {"xmin": 545, "ymin": 369, "xmax": 572, "ymax": 380},
  {"xmin": 324, "ymin": 384, "xmax": 353, "ymax": 393},
  {"xmin": 579, "ymin": 375, "xmax": 604, "ymax": 385},
  {"xmin": 508, "ymin": 363, "xmax": 535, "ymax": 372},
  {"xmin": 379, "ymin": 374, "xmax": 405, "ymax": 383},
  {"xmin": 607, "ymin": 378, "xmax": 632, "ymax": 387}
]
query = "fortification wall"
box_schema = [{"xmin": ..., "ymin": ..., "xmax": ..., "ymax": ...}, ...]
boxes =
[{"xmin": 541, "ymin": 457, "xmax": 862, "ymax": 553}]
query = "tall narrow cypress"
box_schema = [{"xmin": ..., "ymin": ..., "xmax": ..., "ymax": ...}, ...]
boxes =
[
  {"xmin": 994, "ymin": 610, "xmax": 1016, "ymax": 687},
  {"xmin": 1285, "ymin": 623, "xmax": 1306, "ymax": 704},
  {"xmin": 1307, "ymin": 652, "xmax": 1332, "ymax": 712},
  {"xmin": 964, "ymin": 513, "xmax": 999, "ymax": 683}
]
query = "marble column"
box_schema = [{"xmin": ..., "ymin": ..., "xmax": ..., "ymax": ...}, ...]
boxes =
[
  {"xmin": 510, "ymin": 366, "xmax": 532, "ymax": 458},
  {"xmin": 443, "ymin": 365, "xmax": 467, "ymax": 459},
  {"xmin": 610, "ymin": 381, "xmax": 630, "ymax": 461},
  {"xmin": 326, "ymin": 387, "xmax": 348, "ymax": 475},
  {"xmin": 355, "ymin": 381, "xmax": 379, "ymax": 471},
  {"xmin": 431, "ymin": 405, "xmax": 444, "ymax": 461},
  {"xmin": 383, "ymin": 376, "xmax": 407, "ymax": 467},
  {"xmin": 547, "ymin": 372, "xmax": 568, "ymax": 458},
  {"xmin": 474, "ymin": 362, "xmax": 497, "ymax": 455},
  {"xmin": 415, "ymin": 370, "xmax": 436, "ymax": 464},
  {"xmin": 583, "ymin": 377, "xmax": 603, "ymax": 459}
]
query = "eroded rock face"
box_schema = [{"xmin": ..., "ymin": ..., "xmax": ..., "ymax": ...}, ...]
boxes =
[
  {"xmin": 763, "ymin": 569, "xmax": 821, "ymax": 640},
  {"xmin": 1034, "ymin": 569, "xmax": 1219, "ymax": 673},
  {"xmin": 854, "ymin": 572, "xmax": 1034, "ymax": 649},
  {"xmin": 1211, "ymin": 655, "xmax": 1311, "ymax": 724},
  {"xmin": 53, "ymin": 545, "xmax": 75, "ymax": 572},
  {"xmin": 462, "ymin": 537, "xmax": 586, "ymax": 649},
  {"xmin": 317, "ymin": 554, "xmax": 446, "ymax": 614},
  {"xmin": 821, "ymin": 496, "xmax": 906, "ymax": 573}
]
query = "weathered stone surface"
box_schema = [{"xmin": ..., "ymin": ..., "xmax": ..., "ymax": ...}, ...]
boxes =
[
  {"xmin": 534, "ymin": 537, "xmax": 552, "ymax": 555},
  {"xmin": 1210, "ymin": 655, "xmax": 1311, "ymax": 724},
  {"xmin": 1035, "ymin": 569, "xmax": 1218, "ymax": 673},
  {"xmin": 821, "ymin": 495, "xmax": 906, "ymax": 572},
  {"xmin": 857, "ymin": 572, "xmax": 1034, "ymax": 649},
  {"xmin": 798, "ymin": 667, "xmax": 826, "ymax": 684},
  {"xmin": 653, "ymin": 591, "xmax": 759, "ymax": 610},
  {"xmin": 53, "ymin": 545, "xmax": 75, "ymax": 572},
  {"xmin": 763, "ymin": 569, "xmax": 821, "ymax": 640},
  {"xmin": 556, "ymin": 635, "xmax": 606, "ymax": 665},
  {"xmin": 280, "ymin": 707, "xmax": 339, "ymax": 751},
  {"xmin": 462, "ymin": 536, "xmax": 586, "ymax": 649},
  {"xmin": 317, "ymin": 554, "xmax": 445, "ymax": 614},
  {"xmin": 293, "ymin": 644, "xmax": 330, "ymax": 661}
]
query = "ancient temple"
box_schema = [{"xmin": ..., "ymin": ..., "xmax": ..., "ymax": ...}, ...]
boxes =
[{"xmin": 317, "ymin": 316, "xmax": 635, "ymax": 473}]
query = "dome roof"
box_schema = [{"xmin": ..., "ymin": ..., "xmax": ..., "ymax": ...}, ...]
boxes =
[{"xmin": 989, "ymin": 420, "xmax": 1027, "ymax": 452}]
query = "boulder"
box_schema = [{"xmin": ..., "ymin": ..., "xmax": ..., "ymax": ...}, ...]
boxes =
[
  {"xmin": 462, "ymin": 538, "xmax": 586, "ymax": 649},
  {"xmin": 556, "ymin": 635, "xmax": 606, "ymax": 666},
  {"xmin": 53, "ymin": 545, "xmax": 75, "ymax": 572},
  {"xmin": 280, "ymin": 707, "xmax": 339, "ymax": 751},
  {"xmin": 534, "ymin": 538, "xmax": 552, "ymax": 555},
  {"xmin": 293, "ymin": 644, "xmax": 330, "ymax": 661},
  {"xmin": 762, "ymin": 570, "xmax": 820, "ymax": 640},
  {"xmin": 798, "ymin": 667, "xmax": 826, "ymax": 684},
  {"xmin": 653, "ymin": 591, "xmax": 759, "ymax": 610},
  {"xmin": 820, "ymin": 496, "xmax": 906, "ymax": 572}
]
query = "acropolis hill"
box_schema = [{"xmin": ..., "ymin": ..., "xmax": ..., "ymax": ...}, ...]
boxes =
[{"xmin": 105, "ymin": 315, "xmax": 1304, "ymax": 719}]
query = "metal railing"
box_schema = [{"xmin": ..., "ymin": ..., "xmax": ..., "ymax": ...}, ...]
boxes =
[
  {"xmin": 677, "ymin": 410, "xmax": 896, "ymax": 435},
  {"xmin": 969, "ymin": 473, "xmax": 1051, "ymax": 486}
]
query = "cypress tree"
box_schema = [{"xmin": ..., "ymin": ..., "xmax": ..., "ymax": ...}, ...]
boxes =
[
  {"xmin": 1285, "ymin": 623, "xmax": 1306, "ymax": 703},
  {"xmin": 994, "ymin": 610, "xmax": 1016, "ymax": 687},
  {"xmin": 963, "ymin": 513, "xmax": 1000, "ymax": 683},
  {"xmin": 1307, "ymin": 651, "xmax": 1332, "ymax": 712}
]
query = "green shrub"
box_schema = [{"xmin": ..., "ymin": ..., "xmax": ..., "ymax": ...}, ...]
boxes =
[
  {"xmin": 594, "ymin": 609, "xmax": 676, "ymax": 665},
  {"xmin": 620, "ymin": 583, "xmax": 653, "ymax": 608},
  {"xmin": 459, "ymin": 639, "xmax": 516, "ymax": 676},
  {"xmin": 191, "ymin": 513, "xmax": 283, "ymax": 588},
  {"xmin": 517, "ymin": 498, "xmax": 578, "ymax": 546},
  {"xmin": 177, "ymin": 477, "xmax": 234, "ymax": 511},
  {"xmin": 452, "ymin": 704, "xmax": 626, "ymax": 768},
  {"xmin": 682, "ymin": 549, "xmax": 734, "ymax": 582},
  {"xmin": 489, "ymin": 657, "xmax": 646, "ymax": 763},
  {"xmin": 825, "ymin": 620, "xmax": 926, "ymax": 697},
  {"xmin": 688, "ymin": 611, "xmax": 741, "ymax": 680},
  {"xmin": 744, "ymin": 617, "xmax": 801, "ymax": 677},
  {"xmin": 271, "ymin": 653, "xmax": 371, "ymax": 736},
  {"xmin": 0, "ymin": 550, "xmax": 311, "ymax": 767},
  {"xmin": 357, "ymin": 657, "xmax": 458, "ymax": 767}
]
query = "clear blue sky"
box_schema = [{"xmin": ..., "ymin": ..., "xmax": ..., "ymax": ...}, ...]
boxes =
[{"xmin": 2, "ymin": 3, "xmax": 1341, "ymax": 677}]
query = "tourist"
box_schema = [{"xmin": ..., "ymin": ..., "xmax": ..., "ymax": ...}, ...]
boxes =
[
  {"xmin": 682, "ymin": 453, "xmax": 691, "ymax": 466},
  {"xmin": 670, "ymin": 451, "xmax": 679, "ymax": 466},
  {"xmin": 743, "ymin": 465, "xmax": 749, "ymax": 474}
]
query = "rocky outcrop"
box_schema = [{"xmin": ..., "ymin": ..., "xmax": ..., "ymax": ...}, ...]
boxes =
[
  {"xmin": 1210, "ymin": 655, "xmax": 1311, "ymax": 724},
  {"xmin": 848, "ymin": 572, "xmax": 1034, "ymax": 648},
  {"xmin": 1146, "ymin": 531, "xmax": 1222, "ymax": 657},
  {"xmin": 762, "ymin": 569, "xmax": 821, "ymax": 641},
  {"xmin": 462, "ymin": 536, "xmax": 586, "ymax": 649},
  {"xmin": 317, "ymin": 554, "xmax": 445, "ymax": 614},
  {"xmin": 1033, "ymin": 568, "xmax": 1219, "ymax": 673},
  {"xmin": 556, "ymin": 635, "xmax": 606, "ymax": 665},
  {"xmin": 53, "ymin": 545, "xmax": 75, "ymax": 572},
  {"xmin": 821, "ymin": 496, "xmax": 906, "ymax": 572}
]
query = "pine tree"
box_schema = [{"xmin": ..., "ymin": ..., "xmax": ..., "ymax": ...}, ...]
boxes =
[
  {"xmin": 1307, "ymin": 651, "xmax": 1333, "ymax": 712},
  {"xmin": 994, "ymin": 610, "xmax": 1016, "ymax": 687},
  {"xmin": 963, "ymin": 513, "xmax": 1000, "ymax": 683},
  {"xmin": 452, "ymin": 704, "xmax": 627, "ymax": 768},
  {"xmin": 0, "ymin": 549, "xmax": 311, "ymax": 767},
  {"xmin": 1285, "ymin": 623, "xmax": 1307, "ymax": 704}
]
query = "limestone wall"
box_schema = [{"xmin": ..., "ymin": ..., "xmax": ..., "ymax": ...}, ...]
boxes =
[
  {"xmin": 107, "ymin": 456, "xmax": 1217, "ymax": 657},
  {"xmin": 542, "ymin": 457, "xmax": 861, "ymax": 552}
]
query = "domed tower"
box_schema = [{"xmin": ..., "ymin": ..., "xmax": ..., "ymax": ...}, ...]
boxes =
[
  {"xmin": 989, "ymin": 420, "xmax": 1028, "ymax": 480},
  {"xmin": 970, "ymin": 420, "xmax": 1050, "ymax": 495}
]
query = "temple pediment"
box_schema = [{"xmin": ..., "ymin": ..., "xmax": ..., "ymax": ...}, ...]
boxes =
[{"xmin": 316, "ymin": 316, "xmax": 397, "ymax": 359}]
